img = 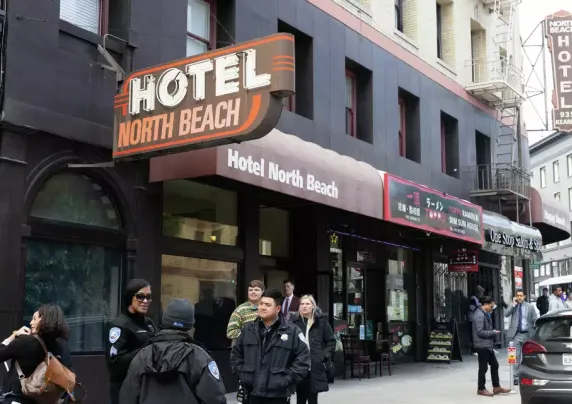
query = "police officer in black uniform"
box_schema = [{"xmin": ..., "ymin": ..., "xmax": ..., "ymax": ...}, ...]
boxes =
[
  {"xmin": 230, "ymin": 288, "xmax": 310, "ymax": 404},
  {"xmin": 105, "ymin": 278, "xmax": 156, "ymax": 404},
  {"xmin": 119, "ymin": 298, "xmax": 227, "ymax": 403}
]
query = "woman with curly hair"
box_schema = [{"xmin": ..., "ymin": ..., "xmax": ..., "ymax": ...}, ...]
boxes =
[{"xmin": 0, "ymin": 304, "xmax": 72, "ymax": 404}]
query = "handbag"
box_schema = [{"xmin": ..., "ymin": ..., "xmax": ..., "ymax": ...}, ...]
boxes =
[{"xmin": 323, "ymin": 359, "xmax": 335, "ymax": 384}]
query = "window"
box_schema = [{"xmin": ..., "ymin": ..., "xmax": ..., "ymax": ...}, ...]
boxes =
[
  {"xmin": 540, "ymin": 166, "xmax": 546, "ymax": 188},
  {"xmin": 540, "ymin": 265, "xmax": 545, "ymax": 276},
  {"xmin": 60, "ymin": 0, "xmax": 105, "ymax": 34},
  {"xmin": 554, "ymin": 160, "xmax": 560, "ymax": 183},
  {"xmin": 398, "ymin": 88, "xmax": 421, "ymax": 163},
  {"xmin": 345, "ymin": 58, "xmax": 373, "ymax": 143},
  {"xmin": 441, "ymin": 112, "xmax": 460, "ymax": 178},
  {"xmin": 399, "ymin": 99, "xmax": 406, "ymax": 157},
  {"xmin": 163, "ymin": 180, "xmax": 238, "ymax": 246},
  {"xmin": 436, "ymin": 4, "xmax": 442, "ymax": 59},
  {"xmin": 345, "ymin": 70, "xmax": 356, "ymax": 138},
  {"xmin": 187, "ymin": 0, "xmax": 215, "ymax": 57},
  {"xmin": 25, "ymin": 172, "xmax": 124, "ymax": 353},
  {"xmin": 533, "ymin": 267, "xmax": 540, "ymax": 278},
  {"xmin": 537, "ymin": 317, "xmax": 572, "ymax": 339},
  {"xmin": 568, "ymin": 154, "xmax": 572, "ymax": 177},
  {"xmin": 569, "ymin": 187, "xmax": 572, "ymax": 210},
  {"xmin": 161, "ymin": 255, "xmax": 237, "ymax": 351},
  {"xmin": 278, "ymin": 20, "xmax": 314, "ymax": 119},
  {"xmin": 555, "ymin": 192, "xmax": 561, "ymax": 201},
  {"xmin": 260, "ymin": 206, "xmax": 290, "ymax": 257},
  {"xmin": 395, "ymin": 0, "xmax": 403, "ymax": 32}
]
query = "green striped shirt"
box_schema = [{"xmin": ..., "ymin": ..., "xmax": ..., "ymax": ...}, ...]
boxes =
[{"xmin": 227, "ymin": 301, "xmax": 259, "ymax": 340}]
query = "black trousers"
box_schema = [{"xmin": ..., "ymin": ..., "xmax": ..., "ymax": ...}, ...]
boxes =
[
  {"xmin": 476, "ymin": 348, "xmax": 500, "ymax": 391},
  {"xmin": 296, "ymin": 376, "xmax": 318, "ymax": 404},
  {"xmin": 109, "ymin": 381, "xmax": 122, "ymax": 404},
  {"xmin": 249, "ymin": 397, "xmax": 289, "ymax": 404},
  {"xmin": 468, "ymin": 322, "xmax": 474, "ymax": 353}
]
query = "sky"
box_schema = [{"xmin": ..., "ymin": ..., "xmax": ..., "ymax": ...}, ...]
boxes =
[{"xmin": 520, "ymin": 0, "xmax": 569, "ymax": 145}]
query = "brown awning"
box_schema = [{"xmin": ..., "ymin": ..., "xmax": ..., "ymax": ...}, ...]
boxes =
[
  {"xmin": 521, "ymin": 188, "xmax": 571, "ymax": 244},
  {"xmin": 150, "ymin": 129, "xmax": 384, "ymax": 219}
]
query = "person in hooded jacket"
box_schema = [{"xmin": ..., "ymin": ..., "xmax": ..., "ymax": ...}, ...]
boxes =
[
  {"xmin": 119, "ymin": 298, "xmax": 227, "ymax": 404},
  {"xmin": 289, "ymin": 295, "xmax": 336, "ymax": 404},
  {"xmin": 106, "ymin": 278, "xmax": 157, "ymax": 404}
]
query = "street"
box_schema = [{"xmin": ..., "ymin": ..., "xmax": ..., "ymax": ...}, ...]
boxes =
[{"xmin": 225, "ymin": 351, "xmax": 521, "ymax": 403}]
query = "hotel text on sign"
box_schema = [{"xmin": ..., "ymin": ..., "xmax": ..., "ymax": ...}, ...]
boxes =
[{"xmin": 112, "ymin": 33, "xmax": 295, "ymax": 160}]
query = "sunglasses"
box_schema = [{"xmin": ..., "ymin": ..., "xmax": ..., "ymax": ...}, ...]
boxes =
[{"xmin": 135, "ymin": 293, "xmax": 153, "ymax": 303}]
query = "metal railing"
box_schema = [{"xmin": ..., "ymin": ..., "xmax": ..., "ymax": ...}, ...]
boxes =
[
  {"xmin": 467, "ymin": 57, "xmax": 524, "ymax": 90},
  {"xmin": 468, "ymin": 163, "xmax": 531, "ymax": 199}
]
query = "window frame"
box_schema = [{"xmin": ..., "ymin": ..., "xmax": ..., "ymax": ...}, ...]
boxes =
[
  {"xmin": 553, "ymin": 160, "xmax": 560, "ymax": 183},
  {"xmin": 395, "ymin": 0, "xmax": 403, "ymax": 32},
  {"xmin": 187, "ymin": 0, "xmax": 217, "ymax": 54},
  {"xmin": 540, "ymin": 166, "xmax": 546, "ymax": 188},
  {"xmin": 345, "ymin": 69, "xmax": 357, "ymax": 138},
  {"xmin": 441, "ymin": 119, "xmax": 447, "ymax": 173},
  {"xmin": 555, "ymin": 192, "xmax": 561, "ymax": 201},
  {"xmin": 436, "ymin": 3, "xmax": 443, "ymax": 59},
  {"xmin": 399, "ymin": 98, "xmax": 406, "ymax": 157},
  {"xmin": 569, "ymin": 187, "xmax": 572, "ymax": 211}
]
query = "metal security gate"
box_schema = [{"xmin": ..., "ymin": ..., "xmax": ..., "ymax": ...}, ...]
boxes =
[{"xmin": 433, "ymin": 261, "xmax": 468, "ymax": 323}]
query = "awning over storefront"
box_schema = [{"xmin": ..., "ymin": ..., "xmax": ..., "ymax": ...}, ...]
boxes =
[
  {"xmin": 527, "ymin": 188, "xmax": 571, "ymax": 244},
  {"xmin": 149, "ymin": 129, "xmax": 384, "ymax": 219},
  {"xmin": 539, "ymin": 275, "xmax": 572, "ymax": 287},
  {"xmin": 482, "ymin": 210, "xmax": 543, "ymax": 260}
]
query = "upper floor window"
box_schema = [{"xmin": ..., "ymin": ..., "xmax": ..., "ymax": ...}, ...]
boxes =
[
  {"xmin": 395, "ymin": 0, "xmax": 403, "ymax": 32},
  {"xmin": 60, "ymin": 0, "xmax": 105, "ymax": 34},
  {"xmin": 399, "ymin": 98, "xmax": 406, "ymax": 157},
  {"xmin": 436, "ymin": 4, "xmax": 443, "ymax": 59},
  {"xmin": 554, "ymin": 160, "xmax": 560, "ymax": 183},
  {"xmin": 555, "ymin": 192, "xmax": 561, "ymax": 201},
  {"xmin": 187, "ymin": 0, "xmax": 215, "ymax": 57},
  {"xmin": 567, "ymin": 154, "xmax": 572, "ymax": 177},
  {"xmin": 345, "ymin": 70, "xmax": 357, "ymax": 138},
  {"xmin": 540, "ymin": 166, "xmax": 546, "ymax": 188}
]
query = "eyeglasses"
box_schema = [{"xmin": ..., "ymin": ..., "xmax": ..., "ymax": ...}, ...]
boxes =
[{"xmin": 135, "ymin": 293, "xmax": 153, "ymax": 303}]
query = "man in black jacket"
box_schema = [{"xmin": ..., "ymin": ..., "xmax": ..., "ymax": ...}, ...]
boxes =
[
  {"xmin": 536, "ymin": 288, "xmax": 549, "ymax": 316},
  {"xmin": 106, "ymin": 279, "xmax": 156, "ymax": 404},
  {"xmin": 230, "ymin": 288, "xmax": 310, "ymax": 404},
  {"xmin": 120, "ymin": 298, "xmax": 227, "ymax": 404}
]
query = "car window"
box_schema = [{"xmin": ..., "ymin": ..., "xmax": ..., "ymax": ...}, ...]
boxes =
[{"xmin": 537, "ymin": 318, "xmax": 572, "ymax": 340}]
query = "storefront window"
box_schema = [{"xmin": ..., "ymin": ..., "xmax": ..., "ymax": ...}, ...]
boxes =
[
  {"xmin": 387, "ymin": 248, "xmax": 410, "ymax": 322},
  {"xmin": 259, "ymin": 206, "xmax": 290, "ymax": 257},
  {"xmin": 25, "ymin": 172, "xmax": 124, "ymax": 353},
  {"xmin": 161, "ymin": 255, "xmax": 237, "ymax": 350},
  {"xmin": 163, "ymin": 181, "xmax": 238, "ymax": 246}
]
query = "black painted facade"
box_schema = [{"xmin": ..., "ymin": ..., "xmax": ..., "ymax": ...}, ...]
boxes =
[{"xmin": 0, "ymin": 0, "xmax": 512, "ymax": 401}]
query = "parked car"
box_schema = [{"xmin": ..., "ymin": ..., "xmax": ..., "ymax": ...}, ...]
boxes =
[{"xmin": 520, "ymin": 309, "xmax": 572, "ymax": 404}]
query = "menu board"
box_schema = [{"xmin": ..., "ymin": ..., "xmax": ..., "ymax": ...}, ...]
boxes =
[
  {"xmin": 426, "ymin": 319, "xmax": 463, "ymax": 364},
  {"xmin": 383, "ymin": 173, "xmax": 484, "ymax": 244}
]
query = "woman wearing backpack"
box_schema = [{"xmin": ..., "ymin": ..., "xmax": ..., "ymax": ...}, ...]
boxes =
[
  {"xmin": 289, "ymin": 295, "xmax": 336, "ymax": 404},
  {"xmin": 0, "ymin": 304, "xmax": 72, "ymax": 404}
]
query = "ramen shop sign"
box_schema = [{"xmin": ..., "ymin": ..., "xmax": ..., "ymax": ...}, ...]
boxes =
[{"xmin": 112, "ymin": 33, "xmax": 295, "ymax": 160}]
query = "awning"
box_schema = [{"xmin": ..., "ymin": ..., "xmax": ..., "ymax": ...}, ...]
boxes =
[
  {"xmin": 539, "ymin": 275, "xmax": 572, "ymax": 287},
  {"xmin": 482, "ymin": 210, "xmax": 542, "ymax": 260},
  {"xmin": 149, "ymin": 129, "xmax": 384, "ymax": 219},
  {"xmin": 527, "ymin": 188, "xmax": 571, "ymax": 244}
]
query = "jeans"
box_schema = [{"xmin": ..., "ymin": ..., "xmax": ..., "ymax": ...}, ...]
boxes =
[
  {"xmin": 296, "ymin": 376, "xmax": 318, "ymax": 404},
  {"xmin": 476, "ymin": 348, "xmax": 500, "ymax": 391}
]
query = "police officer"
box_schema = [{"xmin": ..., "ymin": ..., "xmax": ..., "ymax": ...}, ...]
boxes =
[
  {"xmin": 120, "ymin": 298, "xmax": 227, "ymax": 403},
  {"xmin": 105, "ymin": 278, "xmax": 156, "ymax": 404},
  {"xmin": 230, "ymin": 288, "xmax": 310, "ymax": 404}
]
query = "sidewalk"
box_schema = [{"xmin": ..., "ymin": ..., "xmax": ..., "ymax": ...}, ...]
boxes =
[{"xmin": 225, "ymin": 351, "xmax": 521, "ymax": 403}]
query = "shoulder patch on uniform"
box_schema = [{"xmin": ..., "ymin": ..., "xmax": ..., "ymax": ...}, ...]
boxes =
[
  {"xmin": 110, "ymin": 346, "xmax": 118, "ymax": 357},
  {"xmin": 109, "ymin": 327, "xmax": 121, "ymax": 344},
  {"xmin": 208, "ymin": 361, "xmax": 220, "ymax": 380},
  {"xmin": 298, "ymin": 332, "xmax": 307, "ymax": 344}
]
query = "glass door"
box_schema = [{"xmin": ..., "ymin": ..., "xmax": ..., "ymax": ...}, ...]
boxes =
[{"xmin": 347, "ymin": 262, "xmax": 368, "ymax": 339}]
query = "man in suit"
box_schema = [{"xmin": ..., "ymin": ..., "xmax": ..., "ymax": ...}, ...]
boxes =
[
  {"xmin": 282, "ymin": 279, "xmax": 300, "ymax": 320},
  {"xmin": 504, "ymin": 289, "xmax": 538, "ymax": 385}
]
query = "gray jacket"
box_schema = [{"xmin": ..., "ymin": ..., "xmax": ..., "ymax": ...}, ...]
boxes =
[
  {"xmin": 504, "ymin": 301, "xmax": 537, "ymax": 340},
  {"xmin": 472, "ymin": 307, "xmax": 496, "ymax": 349},
  {"xmin": 548, "ymin": 294, "xmax": 566, "ymax": 314}
]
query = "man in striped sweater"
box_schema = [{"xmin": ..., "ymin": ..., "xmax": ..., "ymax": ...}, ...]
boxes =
[{"xmin": 227, "ymin": 280, "xmax": 265, "ymax": 345}]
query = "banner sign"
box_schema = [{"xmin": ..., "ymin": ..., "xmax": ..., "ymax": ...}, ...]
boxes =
[
  {"xmin": 545, "ymin": 10, "xmax": 572, "ymax": 132},
  {"xmin": 383, "ymin": 173, "xmax": 484, "ymax": 244},
  {"xmin": 448, "ymin": 250, "xmax": 479, "ymax": 272}
]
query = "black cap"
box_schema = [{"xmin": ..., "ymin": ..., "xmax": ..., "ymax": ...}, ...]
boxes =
[{"xmin": 162, "ymin": 299, "xmax": 195, "ymax": 330}]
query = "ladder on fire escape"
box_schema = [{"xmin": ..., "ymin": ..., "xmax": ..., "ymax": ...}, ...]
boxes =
[{"xmin": 492, "ymin": 0, "xmax": 522, "ymax": 167}]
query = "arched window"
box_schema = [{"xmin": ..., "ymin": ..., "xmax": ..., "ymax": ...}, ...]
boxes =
[{"xmin": 25, "ymin": 172, "xmax": 125, "ymax": 353}]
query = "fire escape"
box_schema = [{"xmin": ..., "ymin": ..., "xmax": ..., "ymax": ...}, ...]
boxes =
[{"xmin": 466, "ymin": 0, "xmax": 531, "ymax": 223}]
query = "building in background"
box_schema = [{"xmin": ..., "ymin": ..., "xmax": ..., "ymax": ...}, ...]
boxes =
[
  {"xmin": 530, "ymin": 131, "xmax": 572, "ymax": 297},
  {"xmin": 0, "ymin": 1, "xmax": 568, "ymax": 402}
]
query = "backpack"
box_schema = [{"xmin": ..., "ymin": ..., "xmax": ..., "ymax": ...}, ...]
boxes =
[{"xmin": 15, "ymin": 336, "xmax": 85, "ymax": 404}]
